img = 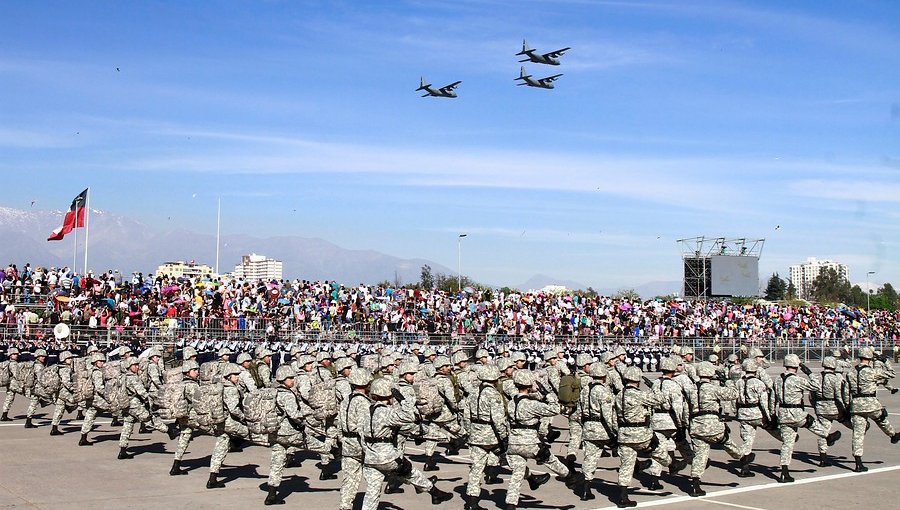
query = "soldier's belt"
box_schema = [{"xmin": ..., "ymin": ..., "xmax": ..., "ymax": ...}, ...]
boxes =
[
  {"xmin": 620, "ymin": 418, "xmax": 651, "ymax": 427},
  {"xmin": 364, "ymin": 437, "xmax": 393, "ymax": 444},
  {"xmin": 342, "ymin": 431, "xmax": 360, "ymax": 438},
  {"xmin": 510, "ymin": 423, "xmax": 540, "ymax": 430},
  {"xmin": 737, "ymin": 403, "xmax": 759, "ymax": 409},
  {"xmin": 852, "ymin": 393, "xmax": 876, "ymax": 398},
  {"xmin": 689, "ymin": 411, "xmax": 719, "ymax": 419},
  {"xmin": 779, "ymin": 404, "xmax": 804, "ymax": 409},
  {"xmin": 471, "ymin": 418, "xmax": 492, "ymax": 425}
]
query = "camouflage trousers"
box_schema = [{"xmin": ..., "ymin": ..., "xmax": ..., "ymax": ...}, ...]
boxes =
[
  {"xmin": 851, "ymin": 409, "xmax": 895, "ymax": 457},
  {"xmin": 582, "ymin": 438, "xmax": 613, "ymax": 480},
  {"xmin": 362, "ymin": 459, "xmax": 433, "ymax": 510},
  {"xmin": 505, "ymin": 444, "xmax": 569, "ymax": 505},
  {"xmin": 51, "ymin": 397, "xmax": 72, "ymax": 426},
  {"xmin": 647, "ymin": 431, "xmax": 679, "ymax": 477},
  {"xmin": 339, "ymin": 455, "xmax": 363, "ymax": 510},
  {"xmin": 2, "ymin": 390, "xmax": 17, "ymax": 414},
  {"xmin": 567, "ymin": 412, "xmax": 583, "ymax": 457},
  {"xmin": 267, "ymin": 433, "xmax": 306, "ymax": 488},
  {"xmin": 210, "ymin": 419, "xmax": 249, "ymax": 474},
  {"xmin": 618, "ymin": 438, "xmax": 670, "ymax": 487},
  {"xmin": 466, "ymin": 444, "xmax": 501, "ymax": 496},
  {"xmin": 815, "ymin": 416, "xmax": 840, "ymax": 455},
  {"xmin": 26, "ymin": 394, "xmax": 44, "ymax": 418},
  {"xmin": 81, "ymin": 404, "xmax": 98, "ymax": 434},
  {"xmin": 118, "ymin": 411, "xmax": 167, "ymax": 448},
  {"xmin": 422, "ymin": 419, "xmax": 463, "ymax": 455},
  {"xmin": 691, "ymin": 431, "xmax": 741, "ymax": 478},
  {"xmin": 738, "ymin": 420, "xmax": 781, "ymax": 458},
  {"xmin": 779, "ymin": 417, "xmax": 829, "ymax": 466},
  {"xmin": 173, "ymin": 420, "xmax": 195, "ymax": 461}
]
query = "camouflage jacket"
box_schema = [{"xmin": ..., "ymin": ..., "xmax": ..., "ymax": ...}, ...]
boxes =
[
  {"xmin": 545, "ymin": 363, "xmax": 562, "ymax": 394},
  {"xmin": 275, "ymin": 386, "xmax": 305, "ymax": 436},
  {"xmin": 810, "ymin": 370, "xmax": 847, "ymax": 419},
  {"xmin": 335, "ymin": 375, "xmax": 351, "ymax": 402},
  {"xmin": 125, "ymin": 371, "xmax": 151, "ymax": 407},
  {"xmin": 338, "ymin": 391, "xmax": 370, "ymax": 458},
  {"xmin": 469, "ymin": 383, "xmax": 509, "ymax": 446},
  {"xmin": 238, "ymin": 368, "xmax": 258, "ymax": 393},
  {"xmin": 774, "ymin": 371, "xmax": 816, "ymax": 425},
  {"xmin": 433, "ymin": 373, "xmax": 459, "ymax": 422},
  {"xmin": 736, "ymin": 375, "xmax": 771, "ymax": 423},
  {"xmin": 846, "ymin": 363, "xmax": 890, "ymax": 414},
  {"xmin": 580, "ymin": 381, "xmax": 617, "ymax": 441},
  {"xmin": 686, "ymin": 380, "xmax": 736, "ymax": 438},
  {"xmin": 147, "ymin": 361, "xmax": 164, "ymax": 394},
  {"xmin": 223, "ymin": 379, "xmax": 244, "ymax": 422},
  {"xmin": 362, "ymin": 401, "xmax": 416, "ymax": 465},
  {"xmin": 58, "ymin": 364, "xmax": 74, "ymax": 400},
  {"xmin": 615, "ymin": 385, "xmax": 666, "ymax": 445},
  {"xmin": 650, "ymin": 376, "xmax": 687, "ymax": 432},
  {"xmin": 508, "ymin": 393, "xmax": 558, "ymax": 445}
]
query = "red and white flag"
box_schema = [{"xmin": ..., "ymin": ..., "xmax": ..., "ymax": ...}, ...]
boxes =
[{"xmin": 47, "ymin": 188, "xmax": 88, "ymax": 241}]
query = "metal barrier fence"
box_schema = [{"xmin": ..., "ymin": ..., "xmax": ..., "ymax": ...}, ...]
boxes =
[{"xmin": 1, "ymin": 322, "xmax": 897, "ymax": 363}]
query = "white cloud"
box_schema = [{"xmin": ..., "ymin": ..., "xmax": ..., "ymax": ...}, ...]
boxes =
[{"xmin": 788, "ymin": 179, "xmax": 900, "ymax": 203}]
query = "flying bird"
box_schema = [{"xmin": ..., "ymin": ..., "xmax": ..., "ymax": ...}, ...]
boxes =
[
  {"xmin": 30, "ymin": 200, "xmax": 36, "ymax": 207},
  {"xmin": 775, "ymin": 225, "xmax": 781, "ymax": 231},
  {"xmin": 116, "ymin": 67, "xmax": 120, "ymax": 72}
]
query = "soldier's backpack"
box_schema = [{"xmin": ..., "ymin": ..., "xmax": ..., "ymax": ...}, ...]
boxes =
[
  {"xmin": 0, "ymin": 360, "xmax": 10, "ymax": 389},
  {"xmin": 138, "ymin": 357, "xmax": 151, "ymax": 389},
  {"xmin": 72, "ymin": 358, "xmax": 95, "ymax": 403},
  {"xmin": 414, "ymin": 378, "xmax": 443, "ymax": 418},
  {"xmin": 156, "ymin": 369, "xmax": 189, "ymax": 420},
  {"xmin": 558, "ymin": 374, "xmax": 582, "ymax": 407},
  {"xmin": 308, "ymin": 372, "xmax": 338, "ymax": 420},
  {"xmin": 243, "ymin": 387, "xmax": 281, "ymax": 434},
  {"xmin": 193, "ymin": 383, "xmax": 226, "ymax": 432},
  {"xmin": 248, "ymin": 361, "xmax": 265, "ymax": 390},
  {"xmin": 102, "ymin": 369, "xmax": 132, "ymax": 413},
  {"xmin": 34, "ymin": 364, "xmax": 61, "ymax": 400},
  {"xmin": 11, "ymin": 361, "xmax": 37, "ymax": 394}
]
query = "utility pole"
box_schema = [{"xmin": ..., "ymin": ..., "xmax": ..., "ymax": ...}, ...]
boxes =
[{"xmin": 457, "ymin": 233, "xmax": 467, "ymax": 292}]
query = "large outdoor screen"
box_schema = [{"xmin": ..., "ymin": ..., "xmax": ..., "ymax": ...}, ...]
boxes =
[{"xmin": 710, "ymin": 255, "xmax": 759, "ymax": 297}]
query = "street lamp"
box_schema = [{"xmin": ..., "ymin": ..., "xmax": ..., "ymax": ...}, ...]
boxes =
[
  {"xmin": 867, "ymin": 271, "xmax": 875, "ymax": 337},
  {"xmin": 457, "ymin": 234, "xmax": 467, "ymax": 292}
]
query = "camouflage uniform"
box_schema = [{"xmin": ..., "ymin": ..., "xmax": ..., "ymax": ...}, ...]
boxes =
[
  {"xmin": 684, "ymin": 365, "xmax": 742, "ymax": 485},
  {"xmin": 615, "ymin": 373, "xmax": 670, "ymax": 489},
  {"xmin": 362, "ymin": 386, "xmax": 437, "ymax": 510},
  {"xmin": 810, "ymin": 357, "xmax": 848, "ymax": 461},
  {"xmin": 422, "ymin": 363, "xmax": 464, "ymax": 458},
  {"xmin": 846, "ymin": 349, "xmax": 899, "ymax": 469},
  {"xmin": 25, "ymin": 356, "xmax": 46, "ymax": 424},
  {"xmin": 566, "ymin": 356, "xmax": 593, "ymax": 459},
  {"xmin": 266, "ymin": 381, "xmax": 308, "ymax": 491},
  {"xmin": 873, "ymin": 355, "xmax": 896, "ymax": 393},
  {"xmin": 81, "ymin": 358, "xmax": 108, "ymax": 438},
  {"xmin": 465, "ymin": 370, "xmax": 509, "ymax": 501},
  {"xmin": 338, "ymin": 386, "xmax": 371, "ymax": 510},
  {"xmin": 506, "ymin": 378, "xmax": 571, "ymax": 507},
  {"xmin": 736, "ymin": 362, "xmax": 782, "ymax": 467},
  {"xmin": 173, "ymin": 375, "xmax": 200, "ymax": 463},
  {"xmin": 209, "ymin": 372, "xmax": 249, "ymax": 476},
  {"xmin": 1, "ymin": 353, "xmax": 21, "ymax": 418},
  {"xmin": 650, "ymin": 372, "xmax": 693, "ymax": 476},
  {"xmin": 51, "ymin": 359, "xmax": 75, "ymax": 429},
  {"xmin": 119, "ymin": 367, "xmax": 168, "ymax": 450},
  {"xmin": 295, "ymin": 363, "xmax": 336, "ymax": 467},
  {"xmin": 580, "ymin": 366, "xmax": 617, "ymax": 490},
  {"xmin": 774, "ymin": 360, "xmax": 836, "ymax": 469}
]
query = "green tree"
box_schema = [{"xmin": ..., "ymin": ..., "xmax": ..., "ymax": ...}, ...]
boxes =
[
  {"xmin": 786, "ymin": 280, "xmax": 798, "ymax": 300},
  {"xmin": 419, "ymin": 264, "xmax": 434, "ymax": 289},
  {"xmin": 811, "ymin": 267, "xmax": 851, "ymax": 304},
  {"xmin": 764, "ymin": 272, "xmax": 787, "ymax": 301},
  {"xmin": 849, "ymin": 285, "xmax": 867, "ymax": 308},
  {"xmin": 613, "ymin": 288, "xmax": 640, "ymax": 301}
]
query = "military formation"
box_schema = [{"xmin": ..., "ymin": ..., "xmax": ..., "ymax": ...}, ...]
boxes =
[{"xmin": 1, "ymin": 342, "xmax": 898, "ymax": 508}]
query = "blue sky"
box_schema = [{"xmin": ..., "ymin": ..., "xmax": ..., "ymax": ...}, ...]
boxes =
[{"xmin": 2, "ymin": 0, "xmax": 899, "ymax": 289}]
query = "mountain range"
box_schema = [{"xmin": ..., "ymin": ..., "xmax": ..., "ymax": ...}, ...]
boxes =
[{"xmin": 0, "ymin": 206, "xmax": 681, "ymax": 297}]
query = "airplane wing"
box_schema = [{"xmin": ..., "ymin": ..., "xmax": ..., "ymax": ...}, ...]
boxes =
[
  {"xmin": 543, "ymin": 47, "xmax": 570, "ymax": 58},
  {"xmin": 541, "ymin": 74, "xmax": 563, "ymax": 83},
  {"xmin": 439, "ymin": 80, "xmax": 462, "ymax": 92}
]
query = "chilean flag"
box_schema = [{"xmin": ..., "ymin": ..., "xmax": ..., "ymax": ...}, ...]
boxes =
[{"xmin": 47, "ymin": 188, "xmax": 88, "ymax": 241}]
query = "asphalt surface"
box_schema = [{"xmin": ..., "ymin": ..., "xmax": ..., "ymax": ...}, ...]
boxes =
[{"xmin": 1, "ymin": 370, "xmax": 899, "ymax": 510}]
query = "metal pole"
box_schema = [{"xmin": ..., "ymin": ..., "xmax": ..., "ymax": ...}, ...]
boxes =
[
  {"xmin": 83, "ymin": 188, "xmax": 90, "ymax": 274},
  {"xmin": 867, "ymin": 271, "xmax": 875, "ymax": 338},
  {"xmin": 457, "ymin": 233, "xmax": 467, "ymax": 291},
  {"xmin": 216, "ymin": 197, "xmax": 221, "ymax": 275}
]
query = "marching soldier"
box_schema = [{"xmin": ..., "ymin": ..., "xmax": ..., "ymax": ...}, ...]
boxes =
[
  {"xmin": 361, "ymin": 378, "xmax": 453, "ymax": 510},
  {"xmin": 237, "ymin": 352, "xmax": 259, "ymax": 392},
  {"xmin": 79, "ymin": 352, "xmax": 107, "ymax": 446},
  {"xmin": 170, "ymin": 359, "xmax": 201, "ymax": 476},
  {"xmin": 421, "ymin": 348, "xmax": 438, "ymax": 378},
  {"xmin": 295, "ymin": 354, "xmax": 338, "ymax": 480},
  {"xmin": 565, "ymin": 353, "xmax": 593, "ymax": 472},
  {"xmin": 206, "ymin": 363, "xmax": 249, "ymax": 489},
  {"xmin": 684, "ymin": 361, "xmax": 743, "ymax": 496},
  {"xmin": 118, "ymin": 357, "xmax": 175, "ymax": 460},
  {"xmin": 810, "ymin": 356, "xmax": 849, "ymax": 467},
  {"xmin": 580, "ymin": 363, "xmax": 617, "ymax": 501},
  {"xmin": 873, "ymin": 350, "xmax": 897, "ymax": 394},
  {"xmin": 505, "ymin": 369, "xmax": 579, "ymax": 510},
  {"xmin": 648, "ymin": 357, "xmax": 691, "ymax": 482},
  {"xmin": 23, "ymin": 348, "xmax": 47, "ymax": 428},
  {"xmin": 49, "ymin": 351, "xmax": 76, "ymax": 436},
  {"xmin": 385, "ymin": 360, "xmax": 423, "ymax": 494},
  {"xmin": 615, "ymin": 365, "xmax": 670, "ymax": 508},
  {"xmin": 421, "ymin": 355, "xmax": 464, "ymax": 471},
  {"xmin": 255, "ymin": 347, "xmax": 274, "ymax": 387},
  {"xmin": 264, "ymin": 365, "xmax": 306, "ymax": 505},
  {"xmin": 338, "ymin": 368, "xmax": 373, "ymax": 510},
  {"xmin": 464, "ymin": 364, "xmax": 509, "ymax": 510},
  {"xmin": 1, "ymin": 348, "xmax": 21, "ymax": 421},
  {"xmin": 774, "ymin": 354, "xmax": 842, "ymax": 482},
  {"xmin": 846, "ymin": 346, "xmax": 900, "ymax": 472},
  {"xmin": 735, "ymin": 359, "xmax": 779, "ymax": 478}
]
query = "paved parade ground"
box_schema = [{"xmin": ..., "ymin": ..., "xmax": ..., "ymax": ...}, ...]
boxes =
[{"xmin": 1, "ymin": 384, "xmax": 899, "ymax": 510}]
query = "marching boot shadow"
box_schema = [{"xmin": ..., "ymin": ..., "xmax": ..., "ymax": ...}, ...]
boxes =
[
  {"xmin": 181, "ymin": 454, "xmax": 213, "ymax": 472},
  {"xmin": 131, "ymin": 441, "xmax": 172, "ymax": 456},
  {"xmin": 220, "ymin": 463, "xmax": 265, "ymax": 483}
]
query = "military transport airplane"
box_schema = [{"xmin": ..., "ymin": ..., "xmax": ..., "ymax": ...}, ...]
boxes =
[
  {"xmin": 516, "ymin": 39, "xmax": 570, "ymax": 65},
  {"xmin": 416, "ymin": 77, "xmax": 462, "ymax": 98},
  {"xmin": 515, "ymin": 66, "xmax": 563, "ymax": 89}
]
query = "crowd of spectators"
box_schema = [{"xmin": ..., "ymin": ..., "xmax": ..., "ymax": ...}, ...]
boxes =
[{"xmin": 1, "ymin": 262, "xmax": 899, "ymax": 344}]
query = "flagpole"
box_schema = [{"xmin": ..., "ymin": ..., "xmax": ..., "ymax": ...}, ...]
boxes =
[
  {"xmin": 83, "ymin": 188, "xmax": 90, "ymax": 274},
  {"xmin": 73, "ymin": 212, "xmax": 78, "ymax": 274},
  {"xmin": 215, "ymin": 196, "xmax": 221, "ymax": 275}
]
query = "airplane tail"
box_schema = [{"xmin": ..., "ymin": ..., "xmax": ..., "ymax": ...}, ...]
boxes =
[
  {"xmin": 515, "ymin": 66, "xmax": 528, "ymax": 80},
  {"xmin": 416, "ymin": 77, "xmax": 428, "ymax": 91},
  {"xmin": 515, "ymin": 38, "xmax": 531, "ymax": 56}
]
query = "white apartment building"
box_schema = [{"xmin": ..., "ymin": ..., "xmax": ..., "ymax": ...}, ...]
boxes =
[
  {"xmin": 789, "ymin": 257, "xmax": 849, "ymax": 300},
  {"xmin": 233, "ymin": 253, "xmax": 283, "ymax": 281},
  {"xmin": 155, "ymin": 261, "xmax": 215, "ymax": 279}
]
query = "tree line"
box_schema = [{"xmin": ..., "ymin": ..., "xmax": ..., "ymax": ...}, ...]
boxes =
[{"xmin": 765, "ymin": 268, "xmax": 898, "ymax": 310}]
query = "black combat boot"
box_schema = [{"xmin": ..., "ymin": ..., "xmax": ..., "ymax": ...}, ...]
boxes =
[
  {"xmin": 646, "ymin": 475, "xmax": 663, "ymax": 491},
  {"xmin": 601, "ymin": 448, "xmax": 612, "ymax": 457},
  {"xmin": 633, "ymin": 458, "xmax": 651, "ymax": 476},
  {"xmin": 617, "ymin": 486, "xmax": 637, "ymax": 508},
  {"xmin": 463, "ymin": 494, "xmax": 486, "ymax": 510},
  {"xmin": 384, "ymin": 480, "xmax": 404, "ymax": 494},
  {"xmin": 563, "ymin": 469, "xmax": 583, "ymax": 489},
  {"xmin": 688, "ymin": 477, "xmax": 706, "ymax": 497},
  {"xmin": 318, "ymin": 463, "xmax": 338, "ymax": 481},
  {"xmin": 825, "ymin": 431, "xmax": 841, "ymax": 447},
  {"xmin": 206, "ymin": 472, "xmax": 225, "ymax": 489},
  {"xmin": 892, "ymin": 388, "xmax": 898, "ymax": 395},
  {"xmin": 854, "ymin": 456, "xmax": 868, "ymax": 472},
  {"xmin": 139, "ymin": 423, "xmax": 150, "ymax": 434},
  {"xmin": 169, "ymin": 459, "xmax": 188, "ymax": 476},
  {"xmin": 167, "ymin": 423, "xmax": 179, "ymax": 440},
  {"xmin": 50, "ymin": 425, "xmax": 62, "ymax": 436},
  {"xmin": 736, "ymin": 452, "xmax": 755, "ymax": 477},
  {"xmin": 818, "ymin": 453, "xmax": 829, "ymax": 467},
  {"xmin": 428, "ymin": 479, "xmax": 453, "ymax": 504},
  {"xmin": 777, "ymin": 465, "xmax": 794, "ymax": 483},
  {"xmin": 423, "ymin": 454, "xmax": 439, "ymax": 472},
  {"xmin": 527, "ymin": 472, "xmax": 550, "ymax": 490},
  {"xmin": 565, "ymin": 454, "xmax": 577, "ymax": 473},
  {"xmin": 76, "ymin": 409, "xmax": 85, "ymax": 420},
  {"xmin": 579, "ymin": 480, "xmax": 595, "ymax": 501},
  {"xmin": 484, "ymin": 466, "xmax": 502, "ymax": 484},
  {"xmin": 111, "ymin": 417, "xmax": 122, "ymax": 427},
  {"xmin": 229, "ymin": 438, "xmax": 243, "ymax": 452},
  {"xmin": 0, "ymin": 412, "xmax": 10, "ymax": 422},
  {"xmin": 24, "ymin": 417, "xmax": 36, "ymax": 428},
  {"xmin": 892, "ymin": 433, "xmax": 900, "ymax": 444},
  {"xmin": 547, "ymin": 427, "xmax": 561, "ymax": 443},
  {"xmin": 117, "ymin": 447, "xmax": 134, "ymax": 460},
  {"xmin": 264, "ymin": 485, "xmax": 284, "ymax": 505},
  {"xmin": 285, "ymin": 453, "xmax": 302, "ymax": 468},
  {"xmin": 79, "ymin": 433, "xmax": 93, "ymax": 447}
]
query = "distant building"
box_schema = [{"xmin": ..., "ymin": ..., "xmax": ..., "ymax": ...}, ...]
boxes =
[
  {"xmin": 789, "ymin": 257, "xmax": 849, "ymax": 300},
  {"xmin": 234, "ymin": 253, "xmax": 283, "ymax": 281},
  {"xmin": 155, "ymin": 260, "xmax": 215, "ymax": 279}
]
